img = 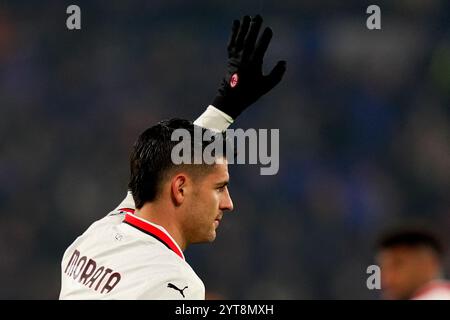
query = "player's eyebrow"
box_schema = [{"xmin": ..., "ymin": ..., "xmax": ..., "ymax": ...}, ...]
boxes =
[{"xmin": 215, "ymin": 181, "xmax": 229, "ymax": 188}]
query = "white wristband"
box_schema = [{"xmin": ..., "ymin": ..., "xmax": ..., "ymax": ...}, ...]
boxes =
[{"xmin": 193, "ymin": 105, "xmax": 234, "ymax": 132}]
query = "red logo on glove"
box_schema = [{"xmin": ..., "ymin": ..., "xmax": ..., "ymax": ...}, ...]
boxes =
[{"xmin": 230, "ymin": 73, "xmax": 239, "ymax": 88}]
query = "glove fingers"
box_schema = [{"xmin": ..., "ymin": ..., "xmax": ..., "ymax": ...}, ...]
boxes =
[
  {"xmin": 263, "ymin": 60, "xmax": 287, "ymax": 92},
  {"xmin": 234, "ymin": 15, "xmax": 251, "ymax": 52},
  {"xmin": 242, "ymin": 15, "xmax": 263, "ymax": 60},
  {"xmin": 253, "ymin": 27, "xmax": 273, "ymax": 62},
  {"xmin": 227, "ymin": 20, "xmax": 240, "ymax": 53}
]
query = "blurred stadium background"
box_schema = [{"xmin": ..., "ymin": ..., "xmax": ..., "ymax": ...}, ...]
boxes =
[{"xmin": 0, "ymin": 0, "xmax": 449, "ymax": 299}]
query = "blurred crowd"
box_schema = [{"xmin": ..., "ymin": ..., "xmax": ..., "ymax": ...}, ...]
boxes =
[{"xmin": 0, "ymin": 0, "xmax": 449, "ymax": 299}]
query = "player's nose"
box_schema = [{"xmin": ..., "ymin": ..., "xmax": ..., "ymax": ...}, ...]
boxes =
[{"xmin": 220, "ymin": 188, "xmax": 234, "ymax": 212}]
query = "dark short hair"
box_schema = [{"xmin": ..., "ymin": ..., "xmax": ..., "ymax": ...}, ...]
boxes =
[
  {"xmin": 377, "ymin": 228, "xmax": 445, "ymax": 259},
  {"xmin": 128, "ymin": 118, "xmax": 227, "ymax": 209}
]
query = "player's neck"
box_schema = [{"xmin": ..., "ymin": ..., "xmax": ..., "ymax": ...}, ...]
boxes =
[{"xmin": 134, "ymin": 202, "xmax": 187, "ymax": 251}]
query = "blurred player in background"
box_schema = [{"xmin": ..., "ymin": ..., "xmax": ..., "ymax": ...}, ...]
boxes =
[
  {"xmin": 376, "ymin": 228, "xmax": 450, "ymax": 300},
  {"xmin": 59, "ymin": 15, "xmax": 286, "ymax": 299}
]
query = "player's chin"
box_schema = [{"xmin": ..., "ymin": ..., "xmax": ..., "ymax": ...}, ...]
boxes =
[
  {"xmin": 193, "ymin": 229, "xmax": 217, "ymax": 244},
  {"xmin": 206, "ymin": 228, "xmax": 217, "ymax": 242},
  {"xmin": 201, "ymin": 223, "xmax": 219, "ymax": 242}
]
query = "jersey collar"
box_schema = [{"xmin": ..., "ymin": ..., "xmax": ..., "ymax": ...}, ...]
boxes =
[{"xmin": 121, "ymin": 210, "xmax": 185, "ymax": 260}]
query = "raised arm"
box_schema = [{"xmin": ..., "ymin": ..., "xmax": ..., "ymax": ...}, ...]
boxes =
[{"xmin": 114, "ymin": 15, "xmax": 286, "ymax": 212}]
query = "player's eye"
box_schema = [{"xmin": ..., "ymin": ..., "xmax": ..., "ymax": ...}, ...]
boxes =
[{"xmin": 217, "ymin": 185, "xmax": 227, "ymax": 192}]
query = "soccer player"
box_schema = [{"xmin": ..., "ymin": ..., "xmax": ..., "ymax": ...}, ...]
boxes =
[
  {"xmin": 59, "ymin": 15, "xmax": 286, "ymax": 299},
  {"xmin": 376, "ymin": 228, "xmax": 450, "ymax": 300}
]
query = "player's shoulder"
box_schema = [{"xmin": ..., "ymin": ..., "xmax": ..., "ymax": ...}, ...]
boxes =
[
  {"xmin": 61, "ymin": 209, "xmax": 127, "ymax": 258},
  {"xmin": 133, "ymin": 259, "xmax": 205, "ymax": 300},
  {"xmin": 121, "ymin": 233, "xmax": 196, "ymax": 278},
  {"xmin": 96, "ymin": 232, "xmax": 205, "ymax": 299},
  {"xmin": 114, "ymin": 228, "xmax": 204, "ymax": 299},
  {"xmin": 82, "ymin": 205, "xmax": 138, "ymax": 236},
  {"xmin": 90, "ymin": 211, "xmax": 125, "ymax": 229}
]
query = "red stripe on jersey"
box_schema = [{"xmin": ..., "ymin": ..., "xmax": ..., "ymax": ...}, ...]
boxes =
[
  {"xmin": 123, "ymin": 213, "xmax": 184, "ymax": 260},
  {"xmin": 119, "ymin": 208, "xmax": 135, "ymax": 214}
]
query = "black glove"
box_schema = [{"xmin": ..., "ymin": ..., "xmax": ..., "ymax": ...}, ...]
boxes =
[{"xmin": 212, "ymin": 15, "xmax": 287, "ymax": 119}]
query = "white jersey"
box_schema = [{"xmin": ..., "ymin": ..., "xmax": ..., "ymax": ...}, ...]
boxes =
[
  {"xmin": 411, "ymin": 280, "xmax": 450, "ymax": 300},
  {"xmin": 59, "ymin": 208, "xmax": 205, "ymax": 299}
]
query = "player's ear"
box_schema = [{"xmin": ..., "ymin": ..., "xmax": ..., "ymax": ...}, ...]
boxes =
[{"xmin": 171, "ymin": 174, "xmax": 187, "ymax": 205}]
